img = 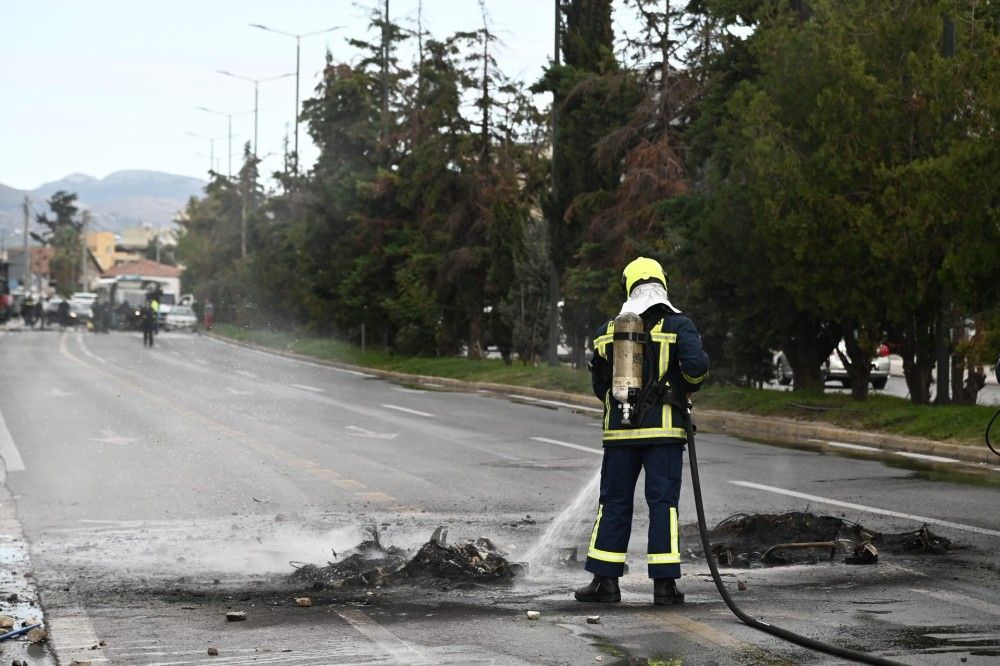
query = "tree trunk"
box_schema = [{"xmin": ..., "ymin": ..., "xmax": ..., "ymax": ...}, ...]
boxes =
[
  {"xmin": 783, "ymin": 315, "xmax": 837, "ymax": 392},
  {"xmin": 467, "ymin": 305, "xmax": 482, "ymax": 360},
  {"xmin": 842, "ymin": 324, "xmax": 873, "ymax": 401},
  {"xmin": 899, "ymin": 311, "xmax": 934, "ymax": 404}
]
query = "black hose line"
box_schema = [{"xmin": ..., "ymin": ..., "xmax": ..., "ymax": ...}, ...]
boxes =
[
  {"xmin": 986, "ymin": 406, "xmax": 1000, "ymax": 458},
  {"xmin": 682, "ymin": 407, "xmax": 902, "ymax": 665}
]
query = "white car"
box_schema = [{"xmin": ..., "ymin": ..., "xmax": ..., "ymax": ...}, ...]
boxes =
[
  {"xmin": 823, "ymin": 341, "xmax": 890, "ymax": 390},
  {"xmin": 164, "ymin": 305, "xmax": 197, "ymax": 331}
]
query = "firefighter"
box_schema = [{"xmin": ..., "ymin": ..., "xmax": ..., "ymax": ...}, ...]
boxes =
[
  {"xmin": 141, "ymin": 305, "xmax": 156, "ymax": 347},
  {"xmin": 575, "ymin": 257, "xmax": 709, "ymax": 606}
]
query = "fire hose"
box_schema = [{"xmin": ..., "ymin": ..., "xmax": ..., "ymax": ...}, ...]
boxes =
[{"xmin": 679, "ymin": 400, "xmax": 903, "ymax": 665}]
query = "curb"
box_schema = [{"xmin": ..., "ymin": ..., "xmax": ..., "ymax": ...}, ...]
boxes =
[{"xmin": 205, "ymin": 332, "xmax": 994, "ymax": 466}]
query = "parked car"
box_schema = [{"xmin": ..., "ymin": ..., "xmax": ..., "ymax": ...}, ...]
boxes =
[
  {"xmin": 773, "ymin": 343, "xmax": 890, "ymax": 390},
  {"xmin": 823, "ymin": 341, "xmax": 890, "ymax": 390},
  {"xmin": 164, "ymin": 305, "xmax": 197, "ymax": 331}
]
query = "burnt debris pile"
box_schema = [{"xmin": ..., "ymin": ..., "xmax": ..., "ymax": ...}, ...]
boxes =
[
  {"xmin": 289, "ymin": 526, "xmax": 517, "ymax": 589},
  {"xmin": 699, "ymin": 512, "xmax": 950, "ymax": 568}
]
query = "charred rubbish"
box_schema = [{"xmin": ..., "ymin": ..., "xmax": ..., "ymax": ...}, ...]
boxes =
[
  {"xmin": 289, "ymin": 526, "xmax": 517, "ymax": 589},
  {"xmin": 692, "ymin": 512, "xmax": 951, "ymax": 568}
]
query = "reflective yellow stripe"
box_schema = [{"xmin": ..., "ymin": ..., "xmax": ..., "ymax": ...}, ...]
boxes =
[
  {"xmin": 648, "ymin": 507, "xmax": 680, "ymax": 565},
  {"xmin": 603, "ymin": 426, "xmax": 687, "ymax": 440},
  {"xmin": 647, "ymin": 552, "xmax": 681, "ymax": 564},
  {"xmin": 587, "ymin": 504, "xmax": 629, "ymax": 563},
  {"xmin": 604, "ymin": 391, "xmax": 611, "ymax": 430},
  {"xmin": 595, "ymin": 321, "xmax": 615, "ymax": 359},
  {"xmin": 671, "ymin": 506, "xmax": 679, "ymax": 555},
  {"xmin": 683, "ymin": 371, "xmax": 709, "ymax": 384},
  {"xmin": 590, "ymin": 547, "xmax": 628, "ymax": 563}
]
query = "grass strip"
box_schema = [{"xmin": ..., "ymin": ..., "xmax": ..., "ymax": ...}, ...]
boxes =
[{"xmin": 214, "ymin": 324, "xmax": 994, "ymax": 446}]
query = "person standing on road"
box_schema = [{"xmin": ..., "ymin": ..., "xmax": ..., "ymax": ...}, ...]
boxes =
[
  {"xmin": 203, "ymin": 300, "xmax": 214, "ymax": 331},
  {"xmin": 575, "ymin": 257, "xmax": 709, "ymax": 607},
  {"xmin": 141, "ymin": 305, "xmax": 155, "ymax": 347},
  {"xmin": 57, "ymin": 298, "xmax": 70, "ymax": 330}
]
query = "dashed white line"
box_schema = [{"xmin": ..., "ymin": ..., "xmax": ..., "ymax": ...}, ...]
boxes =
[
  {"xmin": 910, "ymin": 588, "xmax": 1000, "ymax": 616},
  {"xmin": 291, "ymin": 383, "xmax": 323, "ymax": 393},
  {"xmin": 731, "ymin": 480, "xmax": 1000, "ymax": 537},
  {"xmin": 894, "ymin": 451, "xmax": 960, "ymax": 464},
  {"xmin": 336, "ymin": 608, "xmax": 431, "ymax": 664},
  {"xmin": 0, "ymin": 406, "xmax": 26, "ymax": 472},
  {"xmin": 394, "ymin": 387, "xmax": 427, "ymax": 394},
  {"xmin": 507, "ymin": 394, "xmax": 603, "ymax": 413},
  {"xmin": 76, "ymin": 331, "xmax": 106, "ymax": 363},
  {"xmin": 382, "ymin": 404, "xmax": 434, "ymax": 418},
  {"xmin": 531, "ymin": 436, "xmax": 602, "ymax": 456},
  {"xmin": 809, "ymin": 439, "xmax": 880, "ymax": 452}
]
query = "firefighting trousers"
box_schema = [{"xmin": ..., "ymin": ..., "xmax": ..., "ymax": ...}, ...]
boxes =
[{"xmin": 584, "ymin": 444, "xmax": 684, "ymax": 579}]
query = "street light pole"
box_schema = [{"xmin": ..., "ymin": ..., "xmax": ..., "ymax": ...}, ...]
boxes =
[
  {"xmin": 197, "ymin": 107, "xmax": 253, "ymax": 178},
  {"xmin": 185, "ymin": 132, "xmax": 228, "ymax": 175},
  {"xmin": 248, "ymin": 24, "xmax": 343, "ymax": 172},
  {"xmin": 217, "ymin": 70, "xmax": 294, "ymax": 158}
]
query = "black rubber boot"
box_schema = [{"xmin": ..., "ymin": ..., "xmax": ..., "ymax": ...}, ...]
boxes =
[
  {"xmin": 653, "ymin": 578, "xmax": 685, "ymax": 605},
  {"xmin": 574, "ymin": 575, "xmax": 621, "ymax": 603}
]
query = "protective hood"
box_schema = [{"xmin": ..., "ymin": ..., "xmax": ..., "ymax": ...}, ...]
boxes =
[{"xmin": 619, "ymin": 282, "xmax": 680, "ymax": 317}]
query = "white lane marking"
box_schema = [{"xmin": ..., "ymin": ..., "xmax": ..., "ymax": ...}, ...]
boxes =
[
  {"xmin": 46, "ymin": 387, "xmax": 73, "ymax": 397},
  {"xmin": 46, "ymin": 612, "xmax": 109, "ymax": 664},
  {"xmin": 507, "ymin": 394, "xmax": 603, "ymax": 413},
  {"xmin": 809, "ymin": 439, "xmax": 880, "ymax": 452},
  {"xmin": 395, "ymin": 387, "xmax": 426, "ymax": 394},
  {"xmin": 336, "ymin": 608, "xmax": 431, "ymax": 664},
  {"xmin": 226, "ymin": 387, "xmax": 252, "ymax": 395},
  {"xmin": 895, "ymin": 451, "xmax": 960, "ymax": 464},
  {"xmin": 382, "ymin": 404, "xmax": 434, "ymax": 418},
  {"xmin": 88, "ymin": 429, "xmax": 138, "ymax": 446},
  {"xmin": 76, "ymin": 331, "xmax": 106, "ymax": 363},
  {"xmin": 235, "ymin": 369, "xmax": 257, "ymax": 378},
  {"xmin": 330, "ymin": 366, "xmax": 376, "ymax": 378},
  {"xmin": 0, "ymin": 406, "xmax": 26, "ymax": 472},
  {"xmin": 531, "ymin": 436, "xmax": 602, "ymax": 456},
  {"xmin": 292, "ymin": 383, "xmax": 323, "ymax": 393},
  {"xmin": 421, "ymin": 382, "xmax": 443, "ymax": 388},
  {"xmin": 911, "ymin": 588, "xmax": 1000, "ymax": 616},
  {"xmin": 347, "ymin": 426, "xmax": 399, "ymax": 440},
  {"xmin": 731, "ymin": 481, "xmax": 1000, "ymax": 537}
]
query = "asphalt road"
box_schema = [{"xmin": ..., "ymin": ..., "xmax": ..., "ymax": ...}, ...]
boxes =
[{"xmin": 1, "ymin": 328, "xmax": 999, "ymax": 665}]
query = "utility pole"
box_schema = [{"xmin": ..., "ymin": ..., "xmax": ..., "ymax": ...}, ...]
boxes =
[
  {"xmin": 934, "ymin": 15, "xmax": 956, "ymax": 405},
  {"xmin": 21, "ymin": 197, "xmax": 30, "ymax": 291},
  {"xmin": 381, "ymin": 0, "xmax": 390, "ymax": 150},
  {"xmin": 546, "ymin": 0, "xmax": 561, "ymax": 367},
  {"xmin": 80, "ymin": 210, "xmax": 90, "ymax": 291}
]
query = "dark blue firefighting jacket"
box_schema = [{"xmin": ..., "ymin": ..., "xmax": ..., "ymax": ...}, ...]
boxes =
[{"xmin": 590, "ymin": 308, "xmax": 709, "ymax": 446}]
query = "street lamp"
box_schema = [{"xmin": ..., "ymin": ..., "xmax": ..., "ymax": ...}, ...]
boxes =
[
  {"xmin": 196, "ymin": 106, "xmax": 254, "ymax": 178},
  {"xmin": 216, "ymin": 70, "xmax": 294, "ymax": 157},
  {"xmin": 185, "ymin": 131, "xmax": 229, "ymax": 174},
  {"xmin": 249, "ymin": 23, "xmax": 343, "ymax": 171}
]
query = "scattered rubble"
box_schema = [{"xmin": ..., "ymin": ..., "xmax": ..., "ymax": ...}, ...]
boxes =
[
  {"xmin": 225, "ymin": 611, "xmax": 247, "ymax": 622},
  {"xmin": 586, "ymin": 615, "xmax": 600, "ymax": 625},
  {"xmin": 526, "ymin": 611, "xmax": 541, "ymax": 620},
  {"xmin": 700, "ymin": 512, "xmax": 951, "ymax": 568},
  {"xmin": 289, "ymin": 526, "xmax": 518, "ymax": 589},
  {"xmin": 295, "ymin": 597, "xmax": 313, "ymax": 607},
  {"xmin": 26, "ymin": 627, "xmax": 46, "ymax": 643},
  {"xmin": 208, "ymin": 646, "xmax": 219, "ymax": 656},
  {"xmin": 0, "ymin": 616, "xmax": 13, "ymax": 630},
  {"xmin": 737, "ymin": 580, "xmax": 748, "ymax": 591}
]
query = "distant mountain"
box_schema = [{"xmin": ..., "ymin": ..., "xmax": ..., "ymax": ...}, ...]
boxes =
[{"xmin": 0, "ymin": 170, "xmax": 206, "ymax": 235}]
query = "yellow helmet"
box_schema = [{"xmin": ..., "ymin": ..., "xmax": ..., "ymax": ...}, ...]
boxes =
[{"xmin": 621, "ymin": 257, "xmax": 667, "ymax": 296}]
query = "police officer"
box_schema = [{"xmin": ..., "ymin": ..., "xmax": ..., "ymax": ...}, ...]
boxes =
[{"xmin": 575, "ymin": 257, "xmax": 709, "ymax": 606}]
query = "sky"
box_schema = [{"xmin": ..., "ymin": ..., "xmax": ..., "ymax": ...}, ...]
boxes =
[{"xmin": 0, "ymin": 0, "xmax": 563, "ymax": 190}]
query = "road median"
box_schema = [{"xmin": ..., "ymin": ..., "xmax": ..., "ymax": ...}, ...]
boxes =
[{"xmin": 204, "ymin": 328, "xmax": 998, "ymax": 465}]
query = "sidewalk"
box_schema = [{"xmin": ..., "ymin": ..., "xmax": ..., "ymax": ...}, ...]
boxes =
[{"xmin": 207, "ymin": 332, "xmax": 1000, "ymax": 466}]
